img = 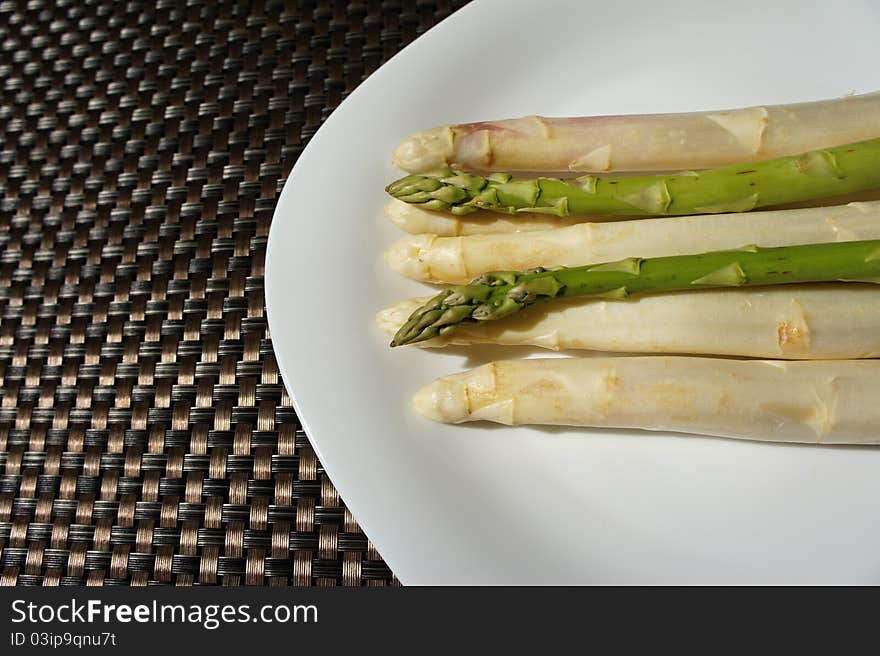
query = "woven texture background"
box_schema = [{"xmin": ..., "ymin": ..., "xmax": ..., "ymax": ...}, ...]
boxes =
[{"xmin": 0, "ymin": 0, "xmax": 468, "ymax": 586}]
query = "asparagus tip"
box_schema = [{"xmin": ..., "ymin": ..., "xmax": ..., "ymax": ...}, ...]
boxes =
[
  {"xmin": 391, "ymin": 126, "xmax": 455, "ymax": 173},
  {"xmin": 386, "ymin": 170, "xmax": 488, "ymax": 214}
]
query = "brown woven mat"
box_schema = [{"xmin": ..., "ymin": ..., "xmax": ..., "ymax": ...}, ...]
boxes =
[{"xmin": 0, "ymin": 0, "xmax": 469, "ymax": 586}]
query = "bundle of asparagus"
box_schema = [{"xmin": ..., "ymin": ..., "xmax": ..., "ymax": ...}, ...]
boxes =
[{"xmin": 379, "ymin": 93, "xmax": 880, "ymax": 444}]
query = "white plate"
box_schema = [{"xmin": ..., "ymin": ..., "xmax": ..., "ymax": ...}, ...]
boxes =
[{"xmin": 266, "ymin": 0, "xmax": 880, "ymax": 584}]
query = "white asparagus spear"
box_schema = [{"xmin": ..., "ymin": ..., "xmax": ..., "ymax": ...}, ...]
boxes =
[
  {"xmin": 413, "ymin": 357, "xmax": 880, "ymax": 444},
  {"xmin": 377, "ymin": 285, "xmax": 880, "ymax": 359},
  {"xmin": 392, "ymin": 92, "xmax": 880, "ymax": 174},
  {"xmin": 384, "ymin": 199, "xmax": 591, "ymax": 236},
  {"xmin": 385, "ymin": 201, "xmax": 880, "ymax": 284}
]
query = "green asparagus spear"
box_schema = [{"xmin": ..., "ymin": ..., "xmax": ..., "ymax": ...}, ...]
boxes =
[
  {"xmin": 386, "ymin": 137, "xmax": 880, "ymax": 217},
  {"xmin": 390, "ymin": 239, "xmax": 880, "ymax": 346}
]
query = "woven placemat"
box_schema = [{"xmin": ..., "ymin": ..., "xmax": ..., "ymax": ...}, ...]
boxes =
[{"xmin": 0, "ymin": 0, "xmax": 469, "ymax": 586}]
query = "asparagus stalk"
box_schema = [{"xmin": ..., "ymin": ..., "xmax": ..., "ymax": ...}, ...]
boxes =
[
  {"xmin": 379, "ymin": 285, "xmax": 880, "ymax": 359},
  {"xmin": 413, "ymin": 357, "xmax": 880, "ymax": 444},
  {"xmin": 386, "ymin": 138, "xmax": 880, "ymax": 218},
  {"xmin": 384, "ymin": 199, "xmax": 590, "ymax": 236},
  {"xmin": 387, "ymin": 191, "xmax": 880, "ymax": 236},
  {"xmin": 385, "ymin": 201, "xmax": 880, "ymax": 284},
  {"xmin": 390, "ymin": 240, "xmax": 880, "ymax": 347},
  {"xmin": 392, "ymin": 92, "xmax": 880, "ymax": 174}
]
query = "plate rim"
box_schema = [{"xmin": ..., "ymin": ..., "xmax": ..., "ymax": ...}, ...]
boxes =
[{"xmin": 265, "ymin": 2, "xmax": 484, "ymax": 584}]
